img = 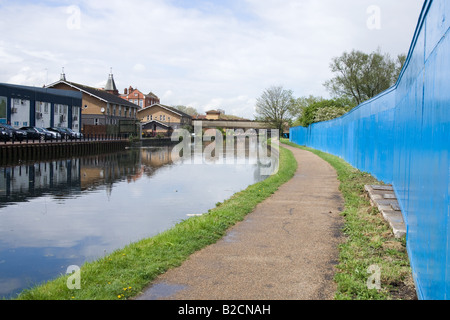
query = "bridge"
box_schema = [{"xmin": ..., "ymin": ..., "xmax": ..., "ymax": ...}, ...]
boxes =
[{"xmin": 193, "ymin": 119, "xmax": 273, "ymax": 131}]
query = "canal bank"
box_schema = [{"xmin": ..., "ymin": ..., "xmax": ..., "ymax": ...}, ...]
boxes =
[
  {"xmin": 13, "ymin": 144, "xmax": 296, "ymax": 300},
  {"xmin": 0, "ymin": 139, "xmax": 130, "ymax": 165},
  {"xmin": 9, "ymin": 140, "xmax": 415, "ymax": 300}
]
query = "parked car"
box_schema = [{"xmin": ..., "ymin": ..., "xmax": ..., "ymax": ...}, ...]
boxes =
[
  {"xmin": 47, "ymin": 127, "xmax": 70, "ymax": 139},
  {"xmin": 66, "ymin": 128, "xmax": 83, "ymax": 139},
  {"xmin": 0, "ymin": 126, "xmax": 11, "ymax": 141},
  {"xmin": 20, "ymin": 127, "xmax": 52, "ymax": 141},
  {"xmin": 0, "ymin": 124, "xmax": 27, "ymax": 141},
  {"xmin": 40, "ymin": 127, "xmax": 61, "ymax": 140}
]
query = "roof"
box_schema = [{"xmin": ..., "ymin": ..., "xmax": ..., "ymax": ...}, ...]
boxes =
[
  {"xmin": 46, "ymin": 80, "xmax": 138, "ymax": 109},
  {"xmin": 142, "ymin": 120, "xmax": 171, "ymax": 130},
  {"xmin": 138, "ymin": 103, "xmax": 192, "ymax": 119},
  {"xmin": 105, "ymin": 73, "xmax": 118, "ymax": 92},
  {"xmin": 146, "ymin": 92, "xmax": 159, "ymax": 99},
  {"xmin": 206, "ymin": 110, "xmax": 221, "ymax": 114},
  {"xmin": 0, "ymin": 82, "xmax": 82, "ymax": 99}
]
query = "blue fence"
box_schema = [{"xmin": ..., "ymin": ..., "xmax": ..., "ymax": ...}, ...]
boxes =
[{"xmin": 290, "ymin": 0, "xmax": 449, "ymax": 300}]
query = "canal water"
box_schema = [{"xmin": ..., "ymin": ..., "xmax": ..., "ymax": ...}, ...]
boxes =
[{"xmin": 0, "ymin": 142, "xmax": 274, "ymax": 298}]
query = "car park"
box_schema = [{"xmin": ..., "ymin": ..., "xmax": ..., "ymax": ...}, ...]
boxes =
[{"xmin": 0, "ymin": 124, "xmax": 27, "ymax": 141}]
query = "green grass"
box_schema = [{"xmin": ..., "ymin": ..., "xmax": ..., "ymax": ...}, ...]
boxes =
[
  {"xmin": 15, "ymin": 146, "xmax": 298, "ymax": 300},
  {"xmin": 281, "ymin": 139, "xmax": 415, "ymax": 300}
]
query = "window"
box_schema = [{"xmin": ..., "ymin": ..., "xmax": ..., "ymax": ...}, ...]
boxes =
[
  {"xmin": 0, "ymin": 96, "xmax": 6, "ymax": 121},
  {"xmin": 150, "ymin": 115, "xmax": 153, "ymax": 121},
  {"xmin": 44, "ymin": 103, "xmax": 49, "ymax": 114},
  {"xmin": 94, "ymin": 118, "xmax": 99, "ymax": 125},
  {"xmin": 160, "ymin": 115, "xmax": 162, "ymax": 121},
  {"xmin": 163, "ymin": 115, "xmax": 166, "ymax": 121},
  {"xmin": 168, "ymin": 117, "xmax": 170, "ymax": 122},
  {"xmin": 147, "ymin": 115, "xmax": 150, "ymax": 121}
]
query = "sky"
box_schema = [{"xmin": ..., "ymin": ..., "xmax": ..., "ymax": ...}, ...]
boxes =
[{"xmin": 0, "ymin": 0, "xmax": 425, "ymax": 119}]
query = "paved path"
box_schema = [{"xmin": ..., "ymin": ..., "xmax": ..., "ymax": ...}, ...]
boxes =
[{"xmin": 136, "ymin": 144, "xmax": 345, "ymax": 300}]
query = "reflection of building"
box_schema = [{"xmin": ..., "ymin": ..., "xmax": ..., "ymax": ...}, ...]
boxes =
[
  {"xmin": 140, "ymin": 147, "xmax": 173, "ymax": 168},
  {"xmin": 138, "ymin": 104, "xmax": 192, "ymax": 137},
  {"xmin": 120, "ymin": 87, "xmax": 160, "ymax": 109},
  {"xmin": 79, "ymin": 150, "xmax": 142, "ymax": 190},
  {"xmin": 0, "ymin": 82, "xmax": 82, "ymax": 131},
  {"xmin": 46, "ymin": 71, "xmax": 139, "ymax": 136},
  {"xmin": 0, "ymin": 159, "xmax": 81, "ymax": 206}
]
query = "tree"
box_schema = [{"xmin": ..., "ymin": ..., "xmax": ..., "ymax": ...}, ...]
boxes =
[
  {"xmin": 296, "ymin": 97, "xmax": 354, "ymax": 127},
  {"xmin": 173, "ymin": 105, "xmax": 199, "ymax": 116},
  {"xmin": 289, "ymin": 95, "xmax": 324, "ymax": 124},
  {"xmin": 255, "ymin": 86, "xmax": 294, "ymax": 133},
  {"xmin": 324, "ymin": 48, "xmax": 406, "ymax": 105}
]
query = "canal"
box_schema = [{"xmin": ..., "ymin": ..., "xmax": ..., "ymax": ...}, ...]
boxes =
[{"xmin": 0, "ymin": 142, "xmax": 274, "ymax": 299}]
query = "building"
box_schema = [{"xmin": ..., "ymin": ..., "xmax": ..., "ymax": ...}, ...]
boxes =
[
  {"xmin": 205, "ymin": 110, "xmax": 222, "ymax": 120},
  {"xmin": 0, "ymin": 82, "xmax": 82, "ymax": 131},
  {"xmin": 46, "ymin": 71, "xmax": 140, "ymax": 136},
  {"xmin": 120, "ymin": 86, "xmax": 160, "ymax": 109},
  {"xmin": 137, "ymin": 104, "xmax": 192, "ymax": 137}
]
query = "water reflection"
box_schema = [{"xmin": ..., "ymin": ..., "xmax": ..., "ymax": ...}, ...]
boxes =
[{"xmin": 0, "ymin": 143, "xmax": 271, "ymax": 298}]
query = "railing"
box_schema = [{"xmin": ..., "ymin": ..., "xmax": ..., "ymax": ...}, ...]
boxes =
[
  {"xmin": 2, "ymin": 134, "xmax": 130, "ymax": 145},
  {"xmin": 290, "ymin": 0, "xmax": 449, "ymax": 300}
]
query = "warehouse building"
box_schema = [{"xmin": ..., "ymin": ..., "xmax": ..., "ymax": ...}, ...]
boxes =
[{"xmin": 0, "ymin": 82, "xmax": 82, "ymax": 132}]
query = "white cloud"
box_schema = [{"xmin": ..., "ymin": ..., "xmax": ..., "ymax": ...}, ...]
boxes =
[
  {"xmin": 0, "ymin": 0, "xmax": 424, "ymax": 119},
  {"xmin": 133, "ymin": 63, "xmax": 146, "ymax": 73}
]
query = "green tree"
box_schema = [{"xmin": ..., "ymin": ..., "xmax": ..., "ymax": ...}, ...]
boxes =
[
  {"xmin": 173, "ymin": 105, "xmax": 199, "ymax": 116},
  {"xmin": 255, "ymin": 86, "xmax": 294, "ymax": 133},
  {"xmin": 289, "ymin": 95, "xmax": 324, "ymax": 124},
  {"xmin": 297, "ymin": 97, "xmax": 354, "ymax": 127},
  {"xmin": 324, "ymin": 48, "xmax": 406, "ymax": 105}
]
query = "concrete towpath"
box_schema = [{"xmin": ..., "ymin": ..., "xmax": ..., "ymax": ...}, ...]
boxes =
[{"xmin": 136, "ymin": 144, "xmax": 345, "ymax": 300}]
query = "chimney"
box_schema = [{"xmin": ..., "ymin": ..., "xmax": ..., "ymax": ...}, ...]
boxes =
[
  {"xmin": 124, "ymin": 88, "xmax": 128, "ymax": 95},
  {"xmin": 129, "ymin": 86, "xmax": 133, "ymax": 93}
]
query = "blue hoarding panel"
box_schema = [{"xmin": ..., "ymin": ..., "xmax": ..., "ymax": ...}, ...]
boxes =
[{"xmin": 290, "ymin": 0, "xmax": 449, "ymax": 300}]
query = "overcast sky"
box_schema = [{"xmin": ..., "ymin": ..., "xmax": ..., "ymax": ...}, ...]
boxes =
[{"xmin": 0, "ymin": 0, "xmax": 424, "ymax": 119}]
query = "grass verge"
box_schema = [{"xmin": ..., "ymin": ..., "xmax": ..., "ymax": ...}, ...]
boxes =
[
  {"xmin": 281, "ymin": 139, "xmax": 416, "ymax": 300},
  {"xmin": 15, "ymin": 146, "xmax": 297, "ymax": 300}
]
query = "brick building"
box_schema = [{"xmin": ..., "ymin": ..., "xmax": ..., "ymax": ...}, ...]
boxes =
[
  {"xmin": 120, "ymin": 87, "xmax": 160, "ymax": 110},
  {"xmin": 46, "ymin": 71, "xmax": 139, "ymax": 136}
]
